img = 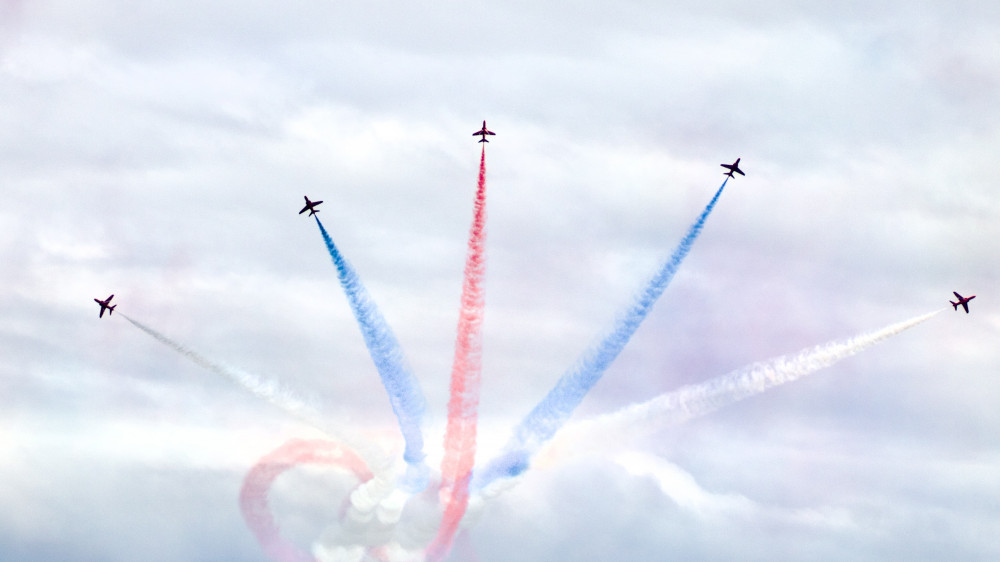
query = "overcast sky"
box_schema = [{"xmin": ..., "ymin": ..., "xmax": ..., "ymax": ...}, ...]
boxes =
[{"xmin": 2, "ymin": 1, "xmax": 999, "ymax": 560}]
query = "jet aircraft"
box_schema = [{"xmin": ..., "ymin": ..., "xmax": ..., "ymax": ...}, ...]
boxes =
[
  {"xmin": 94, "ymin": 294, "xmax": 116, "ymax": 318},
  {"xmin": 950, "ymin": 291, "xmax": 976, "ymax": 313},
  {"xmin": 473, "ymin": 121, "xmax": 496, "ymax": 143},
  {"xmin": 721, "ymin": 158, "xmax": 745, "ymax": 178},
  {"xmin": 299, "ymin": 196, "xmax": 323, "ymax": 216}
]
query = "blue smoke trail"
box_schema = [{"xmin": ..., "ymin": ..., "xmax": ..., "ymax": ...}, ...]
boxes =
[
  {"xmin": 315, "ymin": 217, "xmax": 429, "ymax": 490},
  {"xmin": 472, "ymin": 179, "xmax": 728, "ymax": 489}
]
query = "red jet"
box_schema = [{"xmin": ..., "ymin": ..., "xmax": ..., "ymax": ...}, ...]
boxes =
[
  {"xmin": 299, "ymin": 196, "xmax": 323, "ymax": 216},
  {"xmin": 721, "ymin": 158, "xmax": 745, "ymax": 178},
  {"xmin": 472, "ymin": 121, "xmax": 496, "ymax": 143},
  {"xmin": 94, "ymin": 294, "xmax": 116, "ymax": 318},
  {"xmin": 950, "ymin": 292, "xmax": 976, "ymax": 313}
]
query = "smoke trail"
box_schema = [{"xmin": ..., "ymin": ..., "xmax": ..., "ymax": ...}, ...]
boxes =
[
  {"xmin": 558, "ymin": 309, "xmax": 943, "ymax": 451},
  {"xmin": 473, "ymin": 179, "xmax": 727, "ymax": 489},
  {"xmin": 122, "ymin": 314, "xmax": 326, "ymax": 428},
  {"xmin": 315, "ymin": 217, "xmax": 429, "ymax": 489},
  {"xmin": 240, "ymin": 438, "xmax": 373, "ymax": 562},
  {"xmin": 426, "ymin": 146, "xmax": 489, "ymax": 562}
]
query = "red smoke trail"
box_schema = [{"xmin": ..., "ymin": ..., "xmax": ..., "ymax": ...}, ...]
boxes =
[
  {"xmin": 240, "ymin": 439, "xmax": 373, "ymax": 562},
  {"xmin": 426, "ymin": 146, "xmax": 488, "ymax": 561}
]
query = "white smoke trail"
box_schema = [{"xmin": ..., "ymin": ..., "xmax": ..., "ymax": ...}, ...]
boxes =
[
  {"xmin": 120, "ymin": 313, "xmax": 387, "ymax": 470},
  {"xmin": 546, "ymin": 309, "xmax": 943, "ymax": 458},
  {"xmin": 123, "ymin": 314, "xmax": 432, "ymax": 562}
]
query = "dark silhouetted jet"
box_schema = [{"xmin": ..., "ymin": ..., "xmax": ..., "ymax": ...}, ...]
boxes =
[
  {"xmin": 473, "ymin": 121, "xmax": 496, "ymax": 143},
  {"xmin": 299, "ymin": 196, "xmax": 323, "ymax": 216},
  {"xmin": 94, "ymin": 294, "xmax": 116, "ymax": 318},
  {"xmin": 721, "ymin": 158, "xmax": 745, "ymax": 178},
  {"xmin": 950, "ymin": 292, "xmax": 976, "ymax": 313}
]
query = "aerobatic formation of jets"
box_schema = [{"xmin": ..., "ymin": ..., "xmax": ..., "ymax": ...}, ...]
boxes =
[
  {"xmin": 299, "ymin": 195, "xmax": 323, "ymax": 216},
  {"xmin": 93, "ymin": 294, "xmax": 115, "ymax": 318},
  {"xmin": 99, "ymin": 124, "xmax": 977, "ymax": 322},
  {"xmin": 89, "ymin": 118, "xmax": 980, "ymax": 562},
  {"xmin": 951, "ymin": 292, "xmax": 976, "ymax": 313}
]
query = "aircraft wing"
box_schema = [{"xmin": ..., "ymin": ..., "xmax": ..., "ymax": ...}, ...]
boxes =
[{"xmin": 954, "ymin": 291, "xmax": 963, "ymax": 300}]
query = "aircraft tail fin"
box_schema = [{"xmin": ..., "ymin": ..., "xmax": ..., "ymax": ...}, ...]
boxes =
[
  {"xmin": 950, "ymin": 301, "xmax": 959, "ymax": 310},
  {"xmin": 109, "ymin": 304, "xmax": 116, "ymax": 315}
]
